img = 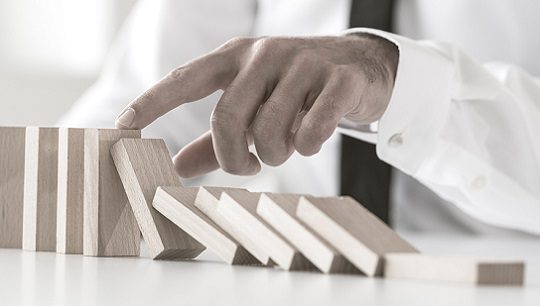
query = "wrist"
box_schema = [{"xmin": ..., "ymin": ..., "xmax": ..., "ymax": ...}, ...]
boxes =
[
  {"xmin": 344, "ymin": 33, "xmax": 399, "ymax": 124},
  {"xmin": 347, "ymin": 32, "xmax": 398, "ymax": 85}
]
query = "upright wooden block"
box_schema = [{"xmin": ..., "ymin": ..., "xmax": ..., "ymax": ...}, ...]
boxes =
[
  {"xmin": 23, "ymin": 127, "xmax": 59, "ymax": 251},
  {"xmin": 0, "ymin": 127, "xmax": 26, "ymax": 248},
  {"xmin": 257, "ymin": 193, "xmax": 358, "ymax": 274},
  {"xmin": 83, "ymin": 129, "xmax": 141, "ymax": 257},
  {"xmin": 153, "ymin": 186, "xmax": 258, "ymax": 264},
  {"xmin": 111, "ymin": 138, "xmax": 204, "ymax": 259},
  {"xmin": 384, "ymin": 253, "xmax": 525, "ymax": 286},
  {"xmin": 193, "ymin": 187, "xmax": 269, "ymax": 264},
  {"xmin": 297, "ymin": 196, "xmax": 418, "ymax": 276},
  {"xmin": 56, "ymin": 128, "xmax": 84, "ymax": 254},
  {"xmin": 216, "ymin": 190, "xmax": 313, "ymax": 271}
]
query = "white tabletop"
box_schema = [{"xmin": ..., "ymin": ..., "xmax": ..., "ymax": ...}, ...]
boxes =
[{"xmin": 2, "ymin": 233, "xmax": 539, "ymax": 306}]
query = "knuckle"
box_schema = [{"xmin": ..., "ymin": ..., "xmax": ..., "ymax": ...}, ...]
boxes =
[
  {"xmin": 320, "ymin": 123, "xmax": 336, "ymax": 139},
  {"xmin": 288, "ymin": 56, "xmax": 312, "ymax": 76},
  {"xmin": 293, "ymin": 52, "xmax": 315, "ymax": 69},
  {"xmin": 167, "ymin": 65, "xmax": 189, "ymax": 81},
  {"xmin": 292, "ymin": 52, "xmax": 333, "ymax": 82},
  {"xmin": 303, "ymin": 121, "xmax": 327, "ymax": 143},
  {"xmin": 261, "ymin": 101, "xmax": 282, "ymax": 121},
  {"xmin": 252, "ymin": 107, "xmax": 286, "ymax": 144},
  {"xmin": 322, "ymin": 97, "xmax": 343, "ymax": 119},
  {"xmin": 333, "ymin": 65, "xmax": 358, "ymax": 82},
  {"xmin": 251, "ymin": 37, "xmax": 279, "ymax": 59},
  {"xmin": 210, "ymin": 107, "xmax": 238, "ymax": 131},
  {"xmin": 251, "ymin": 106, "xmax": 290, "ymax": 166},
  {"xmin": 256, "ymin": 37, "xmax": 278, "ymax": 48},
  {"xmin": 296, "ymin": 118, "xmax": 334, "ymax": 155},
  {"xmin": 317, "ymin": 117, "xmax": 337, "ymax": 137},
  {"xmin": 252, "ymin": 102, "xmax": 283, "ymax": 135},
  {"xmin": 222, "ymin": 36, "xmax": 252, "ymax": 50},
  {"xmin": 251, "ymin": 119, "xmax": 270, "ymax": 140}
]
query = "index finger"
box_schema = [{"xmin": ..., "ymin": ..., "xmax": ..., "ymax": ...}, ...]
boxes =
[{"xmin": 115, "ymin": 39, "xmax": 250, "ymax": 129}]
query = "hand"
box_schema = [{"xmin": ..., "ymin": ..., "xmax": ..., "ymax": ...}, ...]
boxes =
[{"xmin": 115, "ymin": 34, "xmax": 398, "ymax": 177}]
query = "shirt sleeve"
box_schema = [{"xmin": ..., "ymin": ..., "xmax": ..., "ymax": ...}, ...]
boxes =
[{"xmin": 342, "ymin": 28, "xmax": 540, "ymax": 235}]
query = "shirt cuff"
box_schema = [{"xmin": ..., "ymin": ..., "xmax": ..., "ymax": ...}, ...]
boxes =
[
  {"xmin": 342, "ymin": 28, "xmax": 455, "ymax": 176},
  {"xmin": 337, "ymin": 119, "xmax": 378, "ymax": 143}
]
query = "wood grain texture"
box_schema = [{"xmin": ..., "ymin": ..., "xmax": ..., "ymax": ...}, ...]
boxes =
[
  {"xmin": 384, "ymin": 253, "xmax": 525, "ymax": 285},
  {"xmin": 22, "ymin": 127, "xmax": 59, "ymax": 251},
  {"xmin": 56, "ymin": 128, "xmax": 84, "ymax": 254},
  {"xmin": 217, "ymin": 190, "xmax": 313, "ymax": 271},
  {"xmin": 0, "ymin": 127, "xmax": 26, "ymax": 248},
  {"xmin": 193, "ymin": 187, "xmax": 270, "ymax": 263},
  {"xmin": 111, "ymin": 138, "xmax": 204, "ymax": 259},
  {"xmin": 257, "ymin": 193, "xmax": 358, "ymax": 274},
  {"xmin": 153, "ymin": 186, "xmax": 258, "ymax": 265},
  {"xmin": 297, "ymin": 196, "xmax": 418, "ymax": 276},
  {"xmin": 83, "ymin": 129, "xmax": 140, "ymax": 257}
]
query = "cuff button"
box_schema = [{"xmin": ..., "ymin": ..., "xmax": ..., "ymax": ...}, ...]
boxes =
[
  {"xmin": 388, "ymin": 133, "xmax": 403, "ymax": 147},
  {"xmin": 470, "ymin": 176, "xmax": 487, "ymax": 190}
]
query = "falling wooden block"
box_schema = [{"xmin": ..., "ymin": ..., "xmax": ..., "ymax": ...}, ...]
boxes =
[
  {"xmin": 0, "ymin": 127, "xmax": 26, "ymax": 248},
  {"xmin": 56, "ymin": 128, "xmax": 84, "ymax": 254},
  {"xmin": 111, "ymin": 138, "xmax": 205, "ymax": 259},
  {"xmin": 216, "ymin": 190, "xmax": 313, "ymax": 270},
  {"xmin": 153, "ymin": 186, "xmax": 258, "ymax": 265},
  {"xmin": 83, "ymin": 129, "xmax": 141, "ymax": 257},
  {"xmin": 297, "ymin": 196, "xmax": 418, "ymax": 276},
  {"xmin": 384, "ymin": 253, "xmax": 525, "ymax": 286},
  {"xmin": 257, "ymin": 193, "xmax": 358, "ymax": 274},
  {"xmin": 22, "ymin": 127, "xmax": 59, "ymax": 251},
  {"xmin": 193, "ymin": 187, "xmax": 269, "ymax": 264}
]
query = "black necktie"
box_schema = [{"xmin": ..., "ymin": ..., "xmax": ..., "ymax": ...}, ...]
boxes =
[{"xmin": 340, "ymin": 0, "xmax": 395, "ymax": 224}]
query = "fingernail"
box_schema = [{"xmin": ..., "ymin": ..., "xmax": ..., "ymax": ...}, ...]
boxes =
[{"xmin": 116, "ymin": 108, "xmax": 135, "ymax": 128}]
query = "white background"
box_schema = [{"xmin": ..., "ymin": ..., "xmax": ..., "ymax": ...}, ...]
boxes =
[{"xmin": 0, "ymin": 0, "xmax": 136, "ymax": 126}]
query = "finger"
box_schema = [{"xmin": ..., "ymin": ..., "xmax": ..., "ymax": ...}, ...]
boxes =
[
  {"xmin": 173, "ymin": 131, "xmax": 219, "ymax": 178},
  {"xmin": 294, "ymin": 68, "xmax": 361, "ymax": 156},
  {"xmin": 251, "ymin": 69, "xmax": 321, "ymax": 166},
  {"xmin": 115, "ymin": 38, "xmax": 251, "ymax": 129},
  {"xmin": 174, "ymin": 128, "xmax": 257, "ymax": 178},
  {"xmin": 210, "ymin": 66, "xmax": 272, "ymax": 175}
]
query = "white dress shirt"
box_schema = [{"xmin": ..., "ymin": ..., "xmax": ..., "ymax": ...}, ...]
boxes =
[{"xmin": 59, "ymin": 0, "xmax": 540, "ymax": 236}]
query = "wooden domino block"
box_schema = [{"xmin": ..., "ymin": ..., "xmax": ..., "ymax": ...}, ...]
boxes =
[
  {"xmin": 193, "ymin": 187, "xmax": 270, "ymax": 264},
  {"xmin": 111, "ymin": 138, "xmax": 205, "ymax": 259},
  {"xmin": 22, "ymin": 127, "xmax": 59, "ymax": 251},
  {"xmin": 257, "ymin": 193, "xmax": 358, "ymax": 274},
  {"xmin": 384, "ymin": 253, "xmax": 525, "ymax": 285},
  {"xmin": 0, "ymin": 127, "xmax": 26, "ymax": 248},
  {"xmin": 216, "ymin": 190, "xmax": 313, "ymax": 270},
  {"xmin": 83, "ymin": 129, "xmax": 141, "ymax": 257},
  {"xmin": 56, "ymin": 128, "xmax": 84, "ymax": 254},
  {"xmin": 297, "ymin": 196, "xmax": 418, "ymax": 276},
  {"xmin": 153, "ymin": 186, "xmax": 258, "ymax": 265}
]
